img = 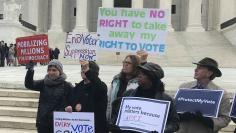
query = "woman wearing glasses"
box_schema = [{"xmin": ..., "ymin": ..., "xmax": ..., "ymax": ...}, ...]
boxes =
[{"xmin": 107, "ymin": 51, "xmax": 148, "ymax": 125}]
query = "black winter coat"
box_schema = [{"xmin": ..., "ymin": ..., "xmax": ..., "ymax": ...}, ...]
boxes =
[
  {"xmin": 110, "ymin": 87, "xmax": 179, "ymax": 133},
  {"xmin": 69, "ymin": 72, "xmax": 108, "ymax": 133},
  {"xmin": 25, "ymin": 70, "xmax": 73, "ymax": 128}
]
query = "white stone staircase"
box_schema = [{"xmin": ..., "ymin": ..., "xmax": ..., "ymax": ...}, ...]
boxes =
[{"xmin": 0, "ymin": 88, "xmax": 38, "ymax": 132}]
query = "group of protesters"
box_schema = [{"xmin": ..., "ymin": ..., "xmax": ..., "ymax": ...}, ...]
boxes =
[
  {"xmin": 24, "ymin": 50, "xmax": 235, "ymax": 133},
  {"xmin": 0, "ymin": 40, "xmax": 17, "ymax": 67}
]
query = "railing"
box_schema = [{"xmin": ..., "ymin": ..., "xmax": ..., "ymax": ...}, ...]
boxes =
[
  {"xmin": 0, "ymin": 14, "xmax": 3, "ymax": 20},
  {"xmin": 19, "ymin": 16, "xmax": 37, "ymax": 31},
  {"xmin": 221, "ymin": 17, "xmax": 236, "ymax": 29}
]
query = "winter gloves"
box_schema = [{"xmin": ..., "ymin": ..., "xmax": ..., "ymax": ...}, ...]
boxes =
[
  {"xmin": 179, "ymin": 111, "xmax": 214, "ymax": 129},
  {"xmin": 26, "ymin": 60, "xmax": 34, "ymax": 71}
]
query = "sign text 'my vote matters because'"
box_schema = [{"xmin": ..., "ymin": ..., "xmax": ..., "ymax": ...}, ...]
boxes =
[
  {"xmin": 116, "ymin": 97, "xmax": 170, "ymax": 133},
  {"xmin": 97, "ymin": 8, "xmax": 169, "ymax": 54}
]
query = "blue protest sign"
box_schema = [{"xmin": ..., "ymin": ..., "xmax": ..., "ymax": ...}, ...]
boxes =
[
  {"xmin": 116, "ymin": 97, "xmax": 170, "ymax": 133},
  {"xmin": 175, "ymin": 88, "xmax": 224, "ymax": 118},
  {"xmin": 230, "ymin": 92, "xmax": 236, "ymax": 118}
]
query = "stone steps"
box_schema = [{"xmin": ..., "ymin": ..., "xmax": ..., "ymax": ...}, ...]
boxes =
[
  {"xmin": 0, "ymin": 88, "xmax": 38, "ymax": 131},
  {"xmin": 0, "ymin": 128, "xmax": 36, "ymax": 133},
  {"xmin": 0, "ymin": 97, "xmax": 38, "ymax": 108},
  {"xmin": 0, "ymin": 106, "xmax": 36, "ymax": 118},
  {"xmin": 0, "ymin": 116, "xmax": 36, "ymax": 130},
  {"xmin": 0, "ymin": 88, "xmax": 39, "ymax": 98}
]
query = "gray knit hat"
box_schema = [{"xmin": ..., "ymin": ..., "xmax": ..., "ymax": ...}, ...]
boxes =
[{"xmin": 48, "ymin": 59, "xmax": 63, "ymax": 74}]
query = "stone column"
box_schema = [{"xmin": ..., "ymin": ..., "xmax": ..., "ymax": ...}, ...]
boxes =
[
  {"xmin": 205, "ymin": 0, "xmax": 217, "ymax": 31},
  {"xmin": 37, "ymin": 0, "xmax": 48, "ymax": 32},
  {"xmin": 159, "ymin": 0, "xmax": 174, "ymax": 31},
  {"xmin": 132, "ymin": 0, "xmax": 143, "ymax": 8},
  {"xmin": 102, "ymin": 0, "xmax": 114, "ymax": 7},
  {"xmin": 49, "ymin": 0, "xmax": 63, "ymax": 32},
  {"xmin": 73, "ymin": 0, "xmax": 88, "ymax": 32},
  {"xmin": 186, "ymin": 0, "xmax": 204, "ymax": 32},
  {"xmin": 28, "ymin": 0, "xmax": 39, "ymax": 29}
]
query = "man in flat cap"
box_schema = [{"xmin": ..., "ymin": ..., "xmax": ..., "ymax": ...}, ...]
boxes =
[{"xmin": 177, "ymin": 57, "xmax": 230, "ymax": 133}]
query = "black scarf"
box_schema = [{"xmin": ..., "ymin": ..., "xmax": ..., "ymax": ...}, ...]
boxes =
[
  {"xmin": 135, "ymin": 87, "xmax": 156, "ymax": 99},
  {"xmin": 44, "ymin": 73, "xmax": 67, "ymax": 86}
]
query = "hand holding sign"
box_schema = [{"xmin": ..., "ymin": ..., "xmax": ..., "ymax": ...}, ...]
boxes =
[
  {"xmin": 137, "ymin": 50, "xmax": 148, "ymax": 63},
  {"xmin": 195, "ymin": 111, "xmax": 214, "ymax": 129},
  {"xmin": 75, "ymin": 103, "xmax": 82, "ymax": 112},
  {"xmin": 65, "ymin": 106, "xmax": 73, "ymax": 113},
  {"xmin": 179, "ymin": 112, "xmax": 196, "ymax": 121}
]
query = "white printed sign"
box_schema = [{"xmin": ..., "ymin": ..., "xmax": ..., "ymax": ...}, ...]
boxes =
[
  {"xmin": 97, "ymin": 8, "xmax": 169, "ymax": 54},
  {"xmin": 64, "ymin": 33, "xmax": 98, "ymax": 61},
  {"xmin": 116, "ymin": 97, "xmax": 170, "ymax": 133},
  {"xmin": 54, "ymin": 112, "xmax": 94, "ymax": 133}
]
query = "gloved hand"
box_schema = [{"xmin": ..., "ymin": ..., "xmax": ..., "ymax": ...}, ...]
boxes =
[
  {"xmin": 108, "ymin": 124, "xmax": 122, "ymax": 132},
  {"xmin": 25, "ymin": 60, "xmax": 34, "ymax": 71},
  {"xmin": 179, "ymin": 112, "xmax": 196, "ymax": 121},
  {"xmin": 195, "ymin": 111, "xmax": 214, "ymax": 129}
]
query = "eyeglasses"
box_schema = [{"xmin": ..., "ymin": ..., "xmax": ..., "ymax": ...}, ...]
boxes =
[{"xmin": 122, "ymin": 61, "xmax": 132, "ymax": 65}]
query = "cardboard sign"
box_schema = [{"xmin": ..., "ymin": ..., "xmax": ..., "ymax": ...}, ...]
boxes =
[
  {"xmin": 116, "ymin": 97, "xmax": 170, "ymax": 133},
  {"xmin": 97, "ymin": 8, "xmax": 169, "ymax": 54},
  {"xmin": 54, "ymin": 112, "xmax": 94, "ymax": 133},
  {"xmin": 175, "ymin": 88, "xmax": 224, "ymax": 118},
  {"xmin": 16, "ymin": 34, "xmax": 49, "ymax": 64},
  {"xmin": 64, "ymin": 32, "xmax": 98, "ymax": 61}
]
